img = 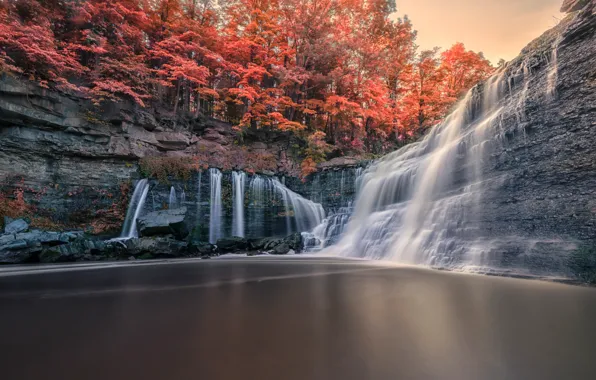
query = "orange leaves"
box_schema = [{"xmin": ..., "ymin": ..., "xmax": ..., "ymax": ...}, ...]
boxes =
[
  {"xmin": 300, "ymin": 157, "xmax": 318, "ymax": 180},
  {"xmin": 0, "ymin": 0, "xmax": 493, "ymax": 160}
]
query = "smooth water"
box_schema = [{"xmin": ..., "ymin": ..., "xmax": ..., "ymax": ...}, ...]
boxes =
[
  {"xmin": 209, "ymin": 169, "xmax": 223, "ymax": 244},
  {"xmin": 120, "ymin": 179, "xmax": 149, "ymax": 239},
  {"xmin": 168, "ymin": 186, "xmax": 177, "ymax": 209},
  {"xmin": 232, "ymin": 171, "xmax": 246, "ymax": 237}
]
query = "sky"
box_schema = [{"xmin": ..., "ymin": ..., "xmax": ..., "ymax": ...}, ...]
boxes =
[{"xmin": 394, "ymin": 0, "xmax": 563, "ymax": 64}]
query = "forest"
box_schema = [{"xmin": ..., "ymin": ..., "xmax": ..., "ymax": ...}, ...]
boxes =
[{"xmin": 0, "ymin": 0, "xmax": 494, "ymax": 174}]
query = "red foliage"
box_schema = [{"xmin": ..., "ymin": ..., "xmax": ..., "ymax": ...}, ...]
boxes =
[{"xmin": 0, "ymin": 0, "xmax": 494, "ymax": 159}]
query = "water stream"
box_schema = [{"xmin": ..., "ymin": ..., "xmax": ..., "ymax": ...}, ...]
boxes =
[
  {"xmin": 209, "ymin": 169, "xmax": 223, "ymax": 244},
  {"xmin": 120, "ymin": 179, "xmax": 149, "ymax": 239}
]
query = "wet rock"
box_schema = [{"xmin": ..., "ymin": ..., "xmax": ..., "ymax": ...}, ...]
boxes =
[
  {"xmin": 189, "ymin": 241, "xmax": 217, "ymax": 256},
  {"xmin": 216, "ymin": 236, "xmax": 249, "ymax": 252},
  {"xmin": 282, "ymin": 232, "xmax": 303, "ymax": 252},
  {"xmin": 4, "ymin": 219, "xmax": 29, "ymax": 234},
  {"xmin": 271, "ymin": 243, "xmax": 291, "ymax": 255},
  {"xmin": 137, "ymin": 207, "xmax": 188, "ymax": 240}
]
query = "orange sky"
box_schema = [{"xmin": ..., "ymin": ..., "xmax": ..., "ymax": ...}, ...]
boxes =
[{"xmin": 395, "ymin": 0, "xmax": 563, "ymax": 64}]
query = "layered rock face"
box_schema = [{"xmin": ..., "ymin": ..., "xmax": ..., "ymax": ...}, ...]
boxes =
[
  {"xmin": 477, "ymin": 3, "xmax": 596, "ymax": 274},
  {"xmin": 0, "ymin": 76, "xmax": 299, "ymax": 232},
  {"xmin": 331, "ymin": 2, "xmax": 596, "ymax": 280}
]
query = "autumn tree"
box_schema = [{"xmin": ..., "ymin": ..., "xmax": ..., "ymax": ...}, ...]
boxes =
[{"xmin": 0, "ymin": 0, "xmax": 495, "ymax": 175}]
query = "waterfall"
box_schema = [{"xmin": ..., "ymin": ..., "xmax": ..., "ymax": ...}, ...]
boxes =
[
  {"xmin": 271, "ymin": 178, "xmax": 325, "ymax": 234},
  {"xmin": 245, "ymin": 175, "xmax": 325, "ymax": 237},
  {"xmin": 328, "ymin": 64, "xmax": 530, "ymax": 269},
  {"xmin": 180, "ymin": 190, "xmax": 186, "ymax": 205},
  {"xmin": 302, "ymin": 205, "xmax": 352, "ymax": 251},
  {"xmin": 209, "ymin": 168, "xmax": 222, "ymax": 244},
  {"xmin": 232, "ymin": 171, "xmax": 246, "ymax": 237},
  {"xmin": 168, "ymin": 186, "xmax": 177, "ymax": 209},
  {"xmin": 120, "ymin": 179, "xmax": 149, "ymax": 239},
  {"xmin": 546, "ymin": 37, "xmax": 561, "ymax": 101},
  {"xmin": 195, "ymin": 171, "xmax": 202, "ymax": 228},
  {"xmin": 247, "ymin": 175, "xmax": 270, "ymax": 238}
]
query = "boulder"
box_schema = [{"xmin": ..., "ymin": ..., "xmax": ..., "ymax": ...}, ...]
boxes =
[
  {"xmin": 282, "ymin": 232, "xmax": 303, "ymax": 252},
  {"xmin": 216, "ymin": 236, "xmax": 249, "ymax": 252},
  {"xmin": 134, "ymin": 236, "xmax": 188, "ymax": 258},
  {"xmin": 4, "ymin": 219, "xmax": 29, "ymax": 234},
  {"xmin": 137, "ymin": 207, "xmax": 188, "ymax": 240},
  {"xmin": 271, "ymin": 243, "xmax": 291, "ymax": 255},
  {"xmin": 246, "ymin": 233, "xmax": 303, "ymax": 255},
  {"xmin": 189, "ymin": 241, "xmax": 218, "ymax": 256}
]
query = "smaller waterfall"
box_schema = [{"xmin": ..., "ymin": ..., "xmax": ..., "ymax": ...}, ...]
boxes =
[
  {"xmin": 232, "ymin": 171, "xmax": 246, "ymax": 237},
  {"xmin": 546, "ymin": 38, "xmax": 561, "ymax": 101},
  {"xmin": 168, "ymin": 186, "xmax": 177, "ymax": 209},
  {"xmin": 180, "ymin": 190, "xmax": 186, "ymax": 205},
  {"xmin": 195, "ymin": 172, "xmax": 202, "ymax": 227},
  {"xmin": 271, "ymin": 178, "xmax": 325, "ymax": 234},
  {"xmin": 303, "ymin": 205, "xmax": 352, "ymax": 251},
  {"xmin": 247, "ymin": 175, "xmax": 270, "ymax": 237},
  {"xmin": 120, "ymin": 179, "xmax": 150, "ymax": 239},
  {"xmin": 209, "ymin": 168, "xmax": 223, "ymax": 244}
]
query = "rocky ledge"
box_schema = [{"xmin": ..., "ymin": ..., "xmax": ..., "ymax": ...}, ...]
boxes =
[{"xmin": 0, "ymin": 211, "xmax": 305, "ymax": 264}]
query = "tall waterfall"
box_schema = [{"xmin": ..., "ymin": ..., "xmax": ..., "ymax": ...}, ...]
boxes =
[
  {"xmin": 232, "ymin": 171, "xmax": 246, "ymax": 237},
  {"xmin": 168, "ymin": 186, "xmax": 177, "ymax": 209},
  {"xmin": 209, "ymin": 168, "xmax": 223, "ymax": 244},
  {"xmin": 120, "ymin": 179, "xmax": 149, "ymax": 239},
  {"xmin": 329, "ymin": 63, "xmax": 535, "ymax": 269}
]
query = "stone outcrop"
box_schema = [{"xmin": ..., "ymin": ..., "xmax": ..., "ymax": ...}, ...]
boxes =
[
  {"xmin": 561, "ymin": 0, "xmax": 591, "ymax": 13},
  {"xmin": 4, "ymin": 218, "xmax": 29, "ymax": 234},
  {"xmin": 0, "ymin": 227, "xmax": 86, "ymax": 264},
  {"xmin": 137, "ymin": 207, "xmax": 188, "ymax": 240}
]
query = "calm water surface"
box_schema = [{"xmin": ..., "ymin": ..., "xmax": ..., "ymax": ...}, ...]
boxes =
[{"xmin": 0, "ymin": 257, "xmax": 595, "ymax": 380}]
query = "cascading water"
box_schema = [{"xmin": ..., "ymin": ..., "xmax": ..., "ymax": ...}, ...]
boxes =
[
  {"xmin": 209, "ymin": 169, "xmax": 223, "ymax": 244},
  {"xmin": 328, "ymin": 62, "xmax": 539, "ymax": 270},
  {"xmin": 168, "ymin": 186, "xmax": 177, "ymax": 209},
  {"xmin": 232, "ymin": 171, "xmax": 246, "ymax": 237},
  {"xmin": 120, "ymin": 179, "xmax": 149, "ymax": 239},
  {"xmin": 303, "ymin": 168, "xmax": 365, "ymax": 251},
  {"xmin": 271, "ymin": 178, "xmax": 325, "ymax": 234},
  {"xmin": 180, "ymin": 190, "xmax": 186, "ymax": 205},
  {"xmin": 247, "ymin": 175, "xmax": 271, "ymax": 237}
]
